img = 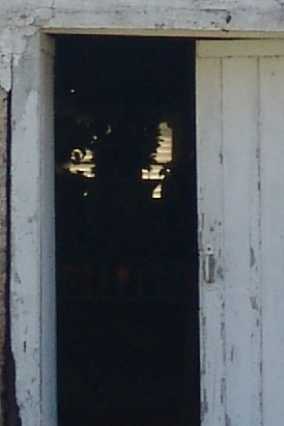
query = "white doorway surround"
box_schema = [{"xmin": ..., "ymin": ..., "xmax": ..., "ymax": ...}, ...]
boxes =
[
  {"xmin": 10, "ymin": 36, "xmax": 284, "ymax": 426},
  {"xmin": 10, "ymin": 34, "xmax": 56, "ymax": 426}
]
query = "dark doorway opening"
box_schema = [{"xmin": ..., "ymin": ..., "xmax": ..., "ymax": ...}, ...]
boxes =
[{"xmin": 55, "ymin": 36, "xmax": 199, "ymax": 426}]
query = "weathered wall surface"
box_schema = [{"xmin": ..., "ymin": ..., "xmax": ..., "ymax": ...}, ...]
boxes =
[
  {"xmin": 0, "ymin": 1, "xmax": 284, "ymax": 93},
  {"xmin": 0, "ymin": 1, "xmax": 284, "ymax": 94},
  {"xmin": 197, "ymin": 40, "xmax": 284, "ymax": 426},
  {"xmin": 0, "ymin": 0, "xmax": 282, "ymax": 29},
  {"xmin": 1, "ymin": 0, "xmax": 284, "ymax": 39}
]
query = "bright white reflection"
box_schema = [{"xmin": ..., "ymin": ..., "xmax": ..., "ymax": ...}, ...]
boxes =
[
  {"xmin": 152, "ymin": 183, "xmax": 162, "ymax": 199},
  {"xmin": 142, "ymin": 122, "xmax": 173, "ymax": 199},
  {"xmin": 64, "ymin": 148, "xmax": 95, "ymax": 178},
  {"xmin": 62, "ymin": 122, "xmax": 172, "ymax": 197}
]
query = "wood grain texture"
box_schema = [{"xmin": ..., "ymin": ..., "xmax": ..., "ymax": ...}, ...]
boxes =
[
  {"xmin": 0, "ymin": 87, "xmax": 7, "ymax": 426},
  {"xmin": 196, "ymin": 41, "xmax": 277, "ymax": 426},
  {"xmin": 260, "ymin": 56, "xmax": 284, "ymax": 426},
  {"xmin": 198, "ymin": 39, "xmax": 284, "ymax": 426},
  {"xmin": 222, "ymin": 57, "xmax": 262, "ymax": 426},
  {"xmin": 198, "ymin": 40, "xmax": 284, "ymax": 58},
  {"xmin": 197, "ymin": 56, "xmax": 226, "ymax": 426},
  {"xmin": 39, "ymin": 35, "xmax": 57, "ymax": 426}
]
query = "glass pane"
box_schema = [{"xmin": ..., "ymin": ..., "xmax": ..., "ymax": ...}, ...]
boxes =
[{"xmin": 55, "ymin": 36, "xmax": 199, "ymax": 426}]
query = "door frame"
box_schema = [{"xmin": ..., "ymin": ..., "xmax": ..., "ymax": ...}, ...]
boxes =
[{"xmin": 10, "ymin": 30, "xmax": 283, "ymax": 426}]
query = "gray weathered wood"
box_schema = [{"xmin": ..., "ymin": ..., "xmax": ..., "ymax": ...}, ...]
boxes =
[
  {"xmin": 260, "ymin": 56, "xmax": 284, "ymax": 426},
  {"xmin": 222, "ymin": 57, "xmax": 262, "ymax": 426},
  {"xmin": 197, "ymin": 56, "xmax": 226, "ymax": 426},
  {"xmin": 197, "ymin": 39, "xmax": 284, "ymax": 426},
  {"xmin": 0, "ymin": 87, "xmax": 8, "ymax": 425},
  {"xmin": 197, "ymin": 41, "xmax": 264, "ymax": 426},
  {"xmin": 198, "ymin": 40, "xmax": 284, "ymax": 58},
  {"xmin": 39, "ymin": 34, "xmax": 57, "ymax": 426}
]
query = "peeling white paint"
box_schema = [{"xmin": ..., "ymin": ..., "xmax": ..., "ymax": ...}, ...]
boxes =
[
  {"xmin": 0, "ymin": 24, "xmax": 40, "ymax": 92},
  {"xmin": 197, "ymin": 40, "xmax": 284, "ymax": 426},
  {"xmin": 0, "ymin": 29, "xmax": 12, "ymax": 92},
  {"xmin": 1, "ymin": 0, "xmax": 284, "ymax": 33}
]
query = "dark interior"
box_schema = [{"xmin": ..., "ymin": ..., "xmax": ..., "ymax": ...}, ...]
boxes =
[{"xmin": 55, "ymin": 36, "xmax": 199, "ymax": 426}]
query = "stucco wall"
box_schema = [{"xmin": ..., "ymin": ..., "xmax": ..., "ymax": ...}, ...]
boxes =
[{"xmin": 1, "ymin": 0, "xmax": 284, "ymax": 34}]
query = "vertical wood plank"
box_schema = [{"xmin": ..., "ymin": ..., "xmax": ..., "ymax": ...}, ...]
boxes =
[
  {"xmin": 222, "ymin": 57, "xmax": 262, "ymax": 426},
  {"xmin": 0, "ymin": 87, "xmax": 7, "ymax": 425},
  {"xmin": 40, "ymin": 34, "xmax": 57, "ymax": 426},
  {"xmin": 260, "ymin": 56, "xmax": 284, "ymax": 426},
  {"xmin": 197, "ymin": 41, "xmax": 265, "ymax": 426},
  {"xmin": 196, "ymin": 54, "xmax": 226, "ymax": 426}
]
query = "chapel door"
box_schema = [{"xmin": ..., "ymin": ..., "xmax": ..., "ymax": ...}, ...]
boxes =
[
  {"xmin": 55, "ymin": 36, "xmax": 200, "ymax": 426},
  {"xmin": 197, "ymin": 40, "xmax": 284, "ymax": 426}
]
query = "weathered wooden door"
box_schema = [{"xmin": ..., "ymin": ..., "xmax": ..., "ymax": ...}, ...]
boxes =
[{"xmin": 196, "ymin": 40, "xmax": 284, "ymax": 426}]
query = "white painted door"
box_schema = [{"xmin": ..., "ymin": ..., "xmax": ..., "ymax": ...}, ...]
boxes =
[{"xmin": 196, "ymin": 40, "xmax": 284, "ymax": 426}]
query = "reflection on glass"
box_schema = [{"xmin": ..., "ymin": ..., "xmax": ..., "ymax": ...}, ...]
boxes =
[
  {"xmin": 142, "ymin": 122, "xmax": 172, "ymax": 198},
  {"xmin": 55, "ymin": 36, "xmax": 198, "ymax": 426},
  {"xmin": 59, "ymin": 122, "xmax": 173, "ymax": 199}
]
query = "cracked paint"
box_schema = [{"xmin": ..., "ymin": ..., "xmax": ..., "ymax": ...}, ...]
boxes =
[
  {"xmin": 1, "ymin": 1, "xmax": 284, "ymax": 33},
  {"xmin": 0, "ymin": 29, "xmax": 12, "ymax": 92}
]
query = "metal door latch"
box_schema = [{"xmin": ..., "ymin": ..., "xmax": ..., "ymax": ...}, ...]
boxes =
[{"xmin": 203, "ymin": 246, "xmax": 215, "ymax": 284}]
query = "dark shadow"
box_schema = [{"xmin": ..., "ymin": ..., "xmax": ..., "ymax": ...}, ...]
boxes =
[{"xmin": 55, "ymin": 35, "xmax": 199, "ymax": 426}]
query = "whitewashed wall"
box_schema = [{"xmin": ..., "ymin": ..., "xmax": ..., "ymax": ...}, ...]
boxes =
[
  {"xmin": 0, "ymin": 0, "xmax": 284, "ymax": 33},
  {"xmin": 197, "ymin": 40, "xmax": 284, "ymax": 426}
]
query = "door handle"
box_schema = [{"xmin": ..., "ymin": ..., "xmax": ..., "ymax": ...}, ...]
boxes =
[{"xmin": 203, "ymin": 246, "xmax": 215, "ymax": 284}]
